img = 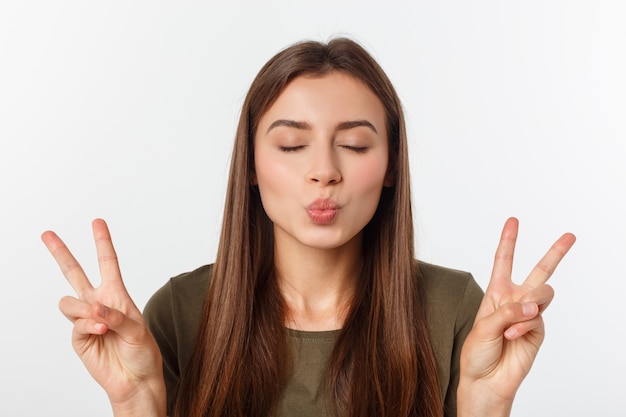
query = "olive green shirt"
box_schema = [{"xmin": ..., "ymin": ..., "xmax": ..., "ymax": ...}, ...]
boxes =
[{"xmin": 143, "ymin": 262, "xmax": 483, "ymax": 417}]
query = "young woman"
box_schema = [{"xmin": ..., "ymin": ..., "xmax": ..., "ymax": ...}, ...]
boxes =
[{"xmin": 42, "ymin": 38, "xmax": 575, "ymax": 417}]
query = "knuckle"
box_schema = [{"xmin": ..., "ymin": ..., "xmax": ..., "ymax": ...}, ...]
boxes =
[
  {"xmin": 61, "ymin": 262, "xmax": 82, "ymax": 275},
  {"xmin": 500, "ymin": 303, "xmax": 519, "ymax": 322},
  {"xmin": 494, "ymin": 252, "xmax": 514, "ymax": 261},
  {"xmin": 536, "ymin": 262, "xmax": 554, "ymax": 275},
  {"xmin": 97, "ymin": 254, "xmax": 118, "ymax": 262}
]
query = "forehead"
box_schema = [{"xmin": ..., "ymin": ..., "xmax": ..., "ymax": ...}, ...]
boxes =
[{"xmin": 257, "ymin": 71, "xmax": 386, "ymax": 131}]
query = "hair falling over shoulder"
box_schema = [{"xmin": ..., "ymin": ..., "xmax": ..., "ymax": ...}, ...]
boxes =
[{"xmin": 172, "ymin": 37, "xmax": 443, "ymax": 417}]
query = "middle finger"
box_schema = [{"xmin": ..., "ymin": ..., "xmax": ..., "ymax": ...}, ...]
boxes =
[{"xmin": 523, "ymin": 232, "xmax": 576, "ymax": 289}]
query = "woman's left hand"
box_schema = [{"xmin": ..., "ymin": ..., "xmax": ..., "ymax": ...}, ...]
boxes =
[{"xmin": 458, "ymin": 217, "xmax": 576, "ymax": 416}]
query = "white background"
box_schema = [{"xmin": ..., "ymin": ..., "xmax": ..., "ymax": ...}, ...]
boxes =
[{"xmin": 1, "ymin": 1, "xmax": 624, "ymax": 416}]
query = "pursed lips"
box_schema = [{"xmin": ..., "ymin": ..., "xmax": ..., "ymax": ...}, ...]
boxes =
[{"xmin": 306, "ymin": 198, "xmax": 340, "ymax": 224}]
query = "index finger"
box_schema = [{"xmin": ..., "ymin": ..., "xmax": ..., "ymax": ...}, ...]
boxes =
[
  {"xmin": 41, "ymin": 230, "xmax": 94, "ymax": 299},
  {"xmin": 489, "ymin": 217, "xmax": 519, "ymax": 284},
  {"xmin": 523, "ymin": 232, "xmax": 576, "ymax": 288}
]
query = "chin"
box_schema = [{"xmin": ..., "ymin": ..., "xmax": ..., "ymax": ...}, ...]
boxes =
[{"xmin": 299, "ymin": 231, "xmax": 361, "ymax": 251}]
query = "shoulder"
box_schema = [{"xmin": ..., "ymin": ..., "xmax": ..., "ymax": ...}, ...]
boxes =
[
  {"xmin": 143, "ymin": 264, "xmax": 213, "ymax": 414},
  {"xmin": 416, "ymin": 261, "xmax": 484, "ymax": 410},
  {"xmin": 417, "ymin": 261, "xmax": 484, "ymax": 311},
  {"xmin": 416, "ymin": 260, "xmax": 483, "ymax": 345},
  {"xmin": 164, "ymin": 263, "xmax": 213, "ymax": 295},
  {"xmin": 143, "ymin": 263, "xmax": 213, "ymax": 353},
  {"xmin": 144, "ymin": 264, "xmax": 213, "ymax": 316}
]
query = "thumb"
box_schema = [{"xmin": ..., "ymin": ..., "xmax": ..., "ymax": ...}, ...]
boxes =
[{"xmin": 90, "ymin": 302, "xmax": 148, "ymax": 344}]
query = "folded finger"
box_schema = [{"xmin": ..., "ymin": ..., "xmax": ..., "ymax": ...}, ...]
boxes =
[
  {"xmin": 72, "ymin": 317, "xmax": 109, "ymax": 341},
  {"xmin": 42, "ymin": 231, "xmax": 94, "ymax": 299},
  {"xmin": 58, "ymin": 296, "xmax": 92, "ymax": 322},
  {"xmin": 518, "ymin": 284, "xmax": 555, "ymax": 313},
  {"xmin": 88, "ymin": 302, "xmax": 149, "ymax": 345},
  {"xmin": 504, "ymin": 316, "xmax": 545, "ymax": 341},
  {"xmin": 474, "ymin": 300, "xmax": 539, "ymax": 340}
]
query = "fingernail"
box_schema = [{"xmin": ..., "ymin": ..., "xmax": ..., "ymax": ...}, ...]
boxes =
[
  {"xmin": 522, "ymin": 303, "xmax": 537, "ymax": 316},
  {"xmin": 505, "ymin": 327, "xmax": 517, "ymax": 339},
  {"xmin": 94, "ymin": 323, "xmax": 107, "ymax": 333}
]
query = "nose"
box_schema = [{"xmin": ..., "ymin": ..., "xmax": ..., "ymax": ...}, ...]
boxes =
[{"xmin": 306, "ymin": 146, "xmax": 342, "ymax": 186}]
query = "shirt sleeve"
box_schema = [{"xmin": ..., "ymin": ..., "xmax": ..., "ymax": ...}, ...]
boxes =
[
  {"xmin": 142, "ymin": 264, "xmax": 213, "ymax": 416},
  {"xmin": 143, "ymin": 280, "xmax": 181, "ymax": 416},
  {"xmin": 443, "ymin": 275, "xmax": 484, "ymax": 417}
]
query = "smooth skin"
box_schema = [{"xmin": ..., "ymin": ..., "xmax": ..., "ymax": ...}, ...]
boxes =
[
  {"xmin": 41, "ymin": 220, "xmax": 166, "ymax": 417},
  {"xmin": 458, "ymin": 217, "xmax": 576, "ymax": 417},
  {"xmin": 252, "ymin": 72, "xmax": 393, "ymax": 331},
  {"xmin": 42, "ymin": 73, "xmax": 575, "ymax": 417},
  {"xmin": 42, "ymin": 218, "xmax": 574, "ymax": 417}
]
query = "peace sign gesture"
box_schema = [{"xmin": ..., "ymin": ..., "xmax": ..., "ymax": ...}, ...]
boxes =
[
  {"xmin": 42, "ymin": 219, "xmax": 166, "ymax": 417},
  {"xmin": 458, "ymin": 217, "xmax": 576, "ymax": 416}
]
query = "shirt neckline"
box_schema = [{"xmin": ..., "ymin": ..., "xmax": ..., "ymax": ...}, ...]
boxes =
[{"xmin": 285, "ymin": 327, "xmax": 340, "ymax": 340}]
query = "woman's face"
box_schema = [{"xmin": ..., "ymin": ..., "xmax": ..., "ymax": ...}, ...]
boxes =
[{"xmin": 253, "ymin": 71, "xmax": 392, "ymax": 253}]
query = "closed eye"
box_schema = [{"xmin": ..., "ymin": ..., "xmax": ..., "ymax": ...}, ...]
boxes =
[
  {"xmin": 341, "ymin": 145, "xmax": 368, "ymax": 154},
  {"xmin": 279, "ymin": 145, "xmax": 306, "ymax": 153}
]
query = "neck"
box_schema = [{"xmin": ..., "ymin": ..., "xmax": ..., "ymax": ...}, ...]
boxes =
[{"xmin": 273, "ymin": 233, "xmax": 362, "ymax": 332}]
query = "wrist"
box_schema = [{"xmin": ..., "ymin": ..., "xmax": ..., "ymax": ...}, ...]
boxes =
[
  {"xmin": 110, "ymin": 379, "xmax": 167, "ymax": 417},
  {"xmin": 457, "ymin": 378, "xmax": 513, "ymax": 417}
]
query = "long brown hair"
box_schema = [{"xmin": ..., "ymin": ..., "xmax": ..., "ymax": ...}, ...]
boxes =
[{"xmin": 174, "ymin": 37, "xmax": 442, "ymax": 417}]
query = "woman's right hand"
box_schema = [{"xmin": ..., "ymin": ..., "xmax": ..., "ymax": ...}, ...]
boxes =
[{"xmin": 42, "ymin": 219, "xmax": 166, "ymax": 417}]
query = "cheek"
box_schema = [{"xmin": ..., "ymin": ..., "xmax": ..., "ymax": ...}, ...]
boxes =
[
  {"xmin": 352, "ymin": 156, "xmax": 389, "ymax": 192},
  {"xmin": 254, "ymin": 155, "xmax": 295, "ymax": 197}
]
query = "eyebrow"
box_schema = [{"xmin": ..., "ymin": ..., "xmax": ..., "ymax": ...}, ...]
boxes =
[
  {"xmin": 266, "ymin": 119, "xmax": 311, "ymax": 133},
  {"xmin": 266, "ymin": 119, "xmax": 378, "ymax": 134}
]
